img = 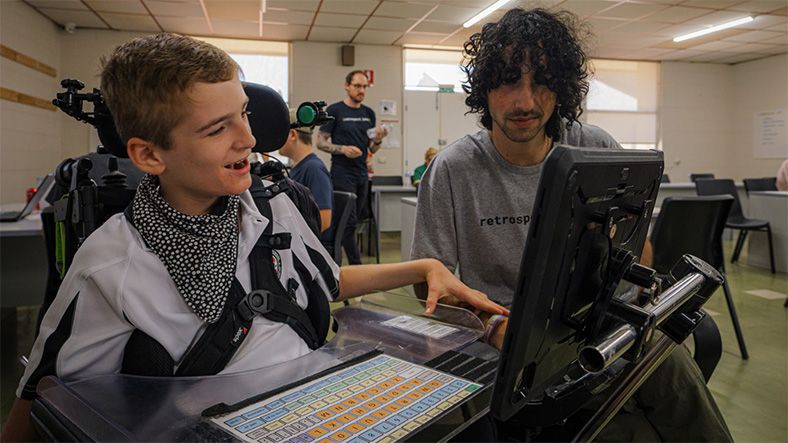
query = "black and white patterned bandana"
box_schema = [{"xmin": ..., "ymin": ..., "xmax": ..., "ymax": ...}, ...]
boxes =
[{"xmin": 131, "ymin": 174, "xmax": 241, "ymax": 323}]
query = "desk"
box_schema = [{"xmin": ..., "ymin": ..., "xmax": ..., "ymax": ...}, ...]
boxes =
[
  {"xmin": 0, "ymin": 211, "xmax": 46, "ymax": 307},
  {"xmin": 747, "ymin": 191, "xmax": 788, "ymax": 273},
  {"xmin": 657, "ymin": 182, "xmax": 747, "ymax": 210},
  {"xmin": 401, "ymin": 197, "xmax": 418, "ymax": 262},
  {"xmin": 371, "ymin": 186, "xmax": 417, "ymax": 262},
  {"xmin": 372, "ymin": 185, "xmax": 417, "ymax": 233},
  {"xmin": 31, "ymin": 293, "xmax": 492, "ymax": 442}
]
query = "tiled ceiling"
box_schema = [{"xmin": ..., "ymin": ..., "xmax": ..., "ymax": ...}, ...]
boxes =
[{"xmin": 23, "ymin": 0, "xmax": 788, "ymax": 64}]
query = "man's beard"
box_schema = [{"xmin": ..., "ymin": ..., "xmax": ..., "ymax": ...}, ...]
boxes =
[{"xmin": 492, "ymin": 110, "xmax": 547, "ymax": 143}]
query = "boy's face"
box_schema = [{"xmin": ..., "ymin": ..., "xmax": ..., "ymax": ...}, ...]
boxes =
[{"xmin": 155, "ymin": 77, "xmax": 256, "ymax": 214}]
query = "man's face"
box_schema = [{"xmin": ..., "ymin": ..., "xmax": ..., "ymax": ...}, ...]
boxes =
[
  {"xmin": 155, "ymin": 77, "xmax": 256, "ymax": 211},
  {"xmin": 345, "ymin": 73, "xmax": 369, "ymax": 104},
  {"xmin": 487, "ymin": 65, "xmax": 557, "ymax": 144}
]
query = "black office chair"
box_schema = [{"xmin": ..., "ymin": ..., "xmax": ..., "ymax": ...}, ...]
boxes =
[
  {"xmin": 742, "ymin": 177, "xmax": 777, "ymax": 196},
  {"xmin": 329, "ymin": 191, "xmax": 356, "ymax": 265},
  {"xmin": 696, "ymin": 178, "xmax": 776, "ymax": 274},
  {"xmin": 651, "ymin": 195, "xmax": 748, "ymax": 359},
  {"xmin": 660, "ymin": 174, "xmax": 670, "ymax": 183},
  {"xmin": 370, "ymin": 175, "xmax": 403, "ymax": 186},
  {"xmin": 689, "ymin": 173, "xmax": 715, "ymax": 183}
]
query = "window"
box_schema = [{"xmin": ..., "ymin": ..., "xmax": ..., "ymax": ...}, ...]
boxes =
[
  {"xmin": 193, "ymin": 37, "xmax": 289, "ymax": 103},
  {"xmin": 404, "ymin": 49, "xmax": 465, "ymax": 92},
  {"xmin": 585, "ymin": 60, "xmax": 660, "ymax": 149}
]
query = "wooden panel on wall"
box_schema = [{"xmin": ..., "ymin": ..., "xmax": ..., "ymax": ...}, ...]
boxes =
[
  {"xmin": 0, "ymin": 44, "xmax": 57, "ymax": 77},
  {"xmin": 0, "ymin": 87, "xmax": 56, "ymax": 111}
]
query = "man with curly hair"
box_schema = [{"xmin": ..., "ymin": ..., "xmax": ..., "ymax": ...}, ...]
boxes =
[{"xmin": 412, "ymin": 8, "xmax": 732, "ymax": 442}]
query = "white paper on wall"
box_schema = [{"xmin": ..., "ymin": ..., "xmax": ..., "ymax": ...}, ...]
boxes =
[
  {"xmin": 753, "ymin": 109, "xmax": 788, "ymax": 159},
  {"xmin": 379, "ymin": 100, "xmax": 397, "ymax": 116},
  {"xmin": 380, "ymin": 119, "xmax": 400, "ymax": 149}
]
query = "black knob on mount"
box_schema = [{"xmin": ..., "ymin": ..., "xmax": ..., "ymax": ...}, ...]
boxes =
[
  {"xmin": 624, "ymin": 263, "xmax": 657, "ymax": 288},
  {"xmin": 102, "ymin": 157, "xmax": 128, "ymax": 188}
]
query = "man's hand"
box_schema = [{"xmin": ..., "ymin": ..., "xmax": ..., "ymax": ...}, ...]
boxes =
[
  {"xmin": 422, "ymin": 260, "xmax": 509, "ymax": 316},
  {"xmin": 342, "ymin": 145, "xmax": 363, "ymax": 158},
  {"xmin": 374, "ymin": 125, "xmax": 389, "ymax": 142}
]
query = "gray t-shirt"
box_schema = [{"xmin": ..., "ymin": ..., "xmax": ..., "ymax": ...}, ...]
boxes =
[{"xmin": 410, "ymin": 123, "xmax": 621, "ymax": 306}]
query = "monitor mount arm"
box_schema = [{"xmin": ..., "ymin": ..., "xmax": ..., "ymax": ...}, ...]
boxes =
[{"xmin": 518, "ymin": 253, "xmax": 723, "ymax": 432}]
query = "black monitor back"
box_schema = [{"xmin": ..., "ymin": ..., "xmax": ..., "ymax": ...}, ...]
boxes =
[{"xmin": 490, "ymin": 146, "xmax": 663, "ymax": 421}]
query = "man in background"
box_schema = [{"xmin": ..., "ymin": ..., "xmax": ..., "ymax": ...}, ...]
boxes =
[
  {"xmin": 280, "ymin": 110, "xmax": 332, "ymax": 232},
  {"xmin": 317, "ymin": 71, "xmax": 387, "ymax": 264}
]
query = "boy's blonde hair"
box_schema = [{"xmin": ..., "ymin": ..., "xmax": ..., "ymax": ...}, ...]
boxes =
[{"xmin": 101, "ymin": 33, "xmax": 238, "ymax": 149}]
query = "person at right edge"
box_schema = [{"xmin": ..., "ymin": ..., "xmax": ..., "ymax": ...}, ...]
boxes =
[{"xmin": 411, "ymin": 8, "xmax": 733, "ymax": 442}]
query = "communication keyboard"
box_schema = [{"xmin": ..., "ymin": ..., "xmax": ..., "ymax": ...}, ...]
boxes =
[{"xmin": 211, "ymin": 354, "xmax": 483, "ymax": 443}]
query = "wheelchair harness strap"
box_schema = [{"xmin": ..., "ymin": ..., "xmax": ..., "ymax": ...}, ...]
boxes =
[{"xmin": 121, "ymin": 175, "xmax": 329, "ymax": 376}]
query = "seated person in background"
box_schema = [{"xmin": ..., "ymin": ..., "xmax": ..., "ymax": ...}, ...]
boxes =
[
  {"xmin": 411, "ymin": 146, "xmax": 437, "ymax": 187},
  {"xmin": 412, "ymin": 8, "xmax": 731, "ymax": 442},
  {"xmin": 0, "ymin": 33, "xmax": 508, "ymax": 442},
  {"xmin": 279, "ymin": 110, "xmax": 332, "ymax": 232},
  {"xmin": 777, "ymin": 159, "xmax": 788, "ymax": 191}
]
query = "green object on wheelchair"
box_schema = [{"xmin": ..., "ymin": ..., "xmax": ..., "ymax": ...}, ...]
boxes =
[{"xmin": 55, "ymin": 220, "xmax": 66, "ymax": 279}]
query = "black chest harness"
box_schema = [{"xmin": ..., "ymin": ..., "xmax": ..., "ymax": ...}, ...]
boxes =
[{"xmin": 121, "ymin": 176, "xmax": 335, "ymax": 377}]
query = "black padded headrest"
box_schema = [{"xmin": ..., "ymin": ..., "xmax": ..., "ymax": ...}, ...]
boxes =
[{"xmin": 242, "ymin": 81, "xmax": 290, "ymax": 153}]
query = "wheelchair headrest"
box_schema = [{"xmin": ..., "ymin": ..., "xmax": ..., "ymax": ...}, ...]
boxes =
[{"xmin": 242, "ymin": 81, "xmax": 290, "ymax": 153}]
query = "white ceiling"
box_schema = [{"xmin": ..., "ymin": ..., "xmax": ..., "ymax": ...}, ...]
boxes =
[{"xmin": 23, "ymin": 0, "xmax": 788, "ymax": 64}]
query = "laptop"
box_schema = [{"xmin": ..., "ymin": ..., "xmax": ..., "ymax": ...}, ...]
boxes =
[{"xmin": 0, "ymin": 174, "xmax": 55, "ymax": 222}]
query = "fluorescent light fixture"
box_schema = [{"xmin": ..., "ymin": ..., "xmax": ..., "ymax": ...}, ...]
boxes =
[
  {"xmin": 673, "ymin": 16, "xmax": 753, "ymax": 42},
  {"xmin": 463, "ymin": 0, "xmax": 513, "ymax": 28}
]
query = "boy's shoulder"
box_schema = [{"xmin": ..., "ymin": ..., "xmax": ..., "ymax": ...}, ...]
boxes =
[{"xmin": 69, "ymin": 212, "xmax": 144, "ymax": 276}]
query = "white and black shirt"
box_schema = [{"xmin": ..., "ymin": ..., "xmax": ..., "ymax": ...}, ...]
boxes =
[{"xmin": 17, "ymin": 187, "xmax": 339, "ymax": 400}]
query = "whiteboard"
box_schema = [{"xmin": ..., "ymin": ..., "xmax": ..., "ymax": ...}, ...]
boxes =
[{"xmin": 753, "ymin": 108, "xmax": 788, "ymax": 159}]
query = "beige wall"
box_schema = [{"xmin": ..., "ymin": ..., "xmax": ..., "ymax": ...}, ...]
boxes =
[
  {"xmin": 660, "ymin": 62, "xmax": 735, "ymax": 182},
  {"xmin": 58, "ymin": 30, "xmax": 150, "ymax": 160},
  {"xmin": 660, "ymin": 55, "xmax": 788, "ymax": 182},
  {"xmin": 290, "ymin": 41, "xmax": 403, "ymax": 177},
  {"xmin": 3, "ymin": 0, "xmax": 784, "ymax": 203},
  {"xmin": 731, "ymin": 54, "xmax": 788, "ymax": 181},
  {"xmin": 0, "ymin": 0, "xmax": 62, "ymax": 204}
]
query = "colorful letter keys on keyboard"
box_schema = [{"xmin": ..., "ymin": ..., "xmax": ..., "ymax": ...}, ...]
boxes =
[{"xmin": 212, "ymin": 354, "xmax": 482, "ymax": 443}]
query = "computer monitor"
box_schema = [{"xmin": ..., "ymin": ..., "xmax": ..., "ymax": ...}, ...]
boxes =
[{"xmin": 490, "ymin": 145, "xmax": 663, "ymax": 422}]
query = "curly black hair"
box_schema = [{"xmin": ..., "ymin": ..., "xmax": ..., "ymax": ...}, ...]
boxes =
[{"xmin": 462, "ymin": 8, "xmax": 591, "ymax": 140}]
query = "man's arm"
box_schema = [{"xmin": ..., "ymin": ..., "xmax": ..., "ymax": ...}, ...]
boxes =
[
  {"xmin": 368, "ymin": 125, "xmax": 389, "ymax": 154},
  {"xmin": 319, "ymin": 209, "xmax": 332, "ymax": 232},
  {"xmin": 1, "ymin": 399, "xmax": 39, "ymax": 442},
  {"xmin": 336, "ymin": 259, "xmax": 508, "ymax": 316},
  {"xmin": 316, "ymin": 132, "xmax": 362, "ymax": 158}
]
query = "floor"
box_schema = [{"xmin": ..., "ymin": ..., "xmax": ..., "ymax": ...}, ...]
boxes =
[{"xmin": 1, "ymin": 233, "xmax": 786, "ymax": 441}]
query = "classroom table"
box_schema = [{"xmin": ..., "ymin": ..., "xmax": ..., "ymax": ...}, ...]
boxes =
[
  {"xmin": 401, "ymin": 197, "xmax": 418, "ymax": 262},
  {"xmin": 747, "ymin": 191, "xmax": 788, "ymax": 273},
  {"xmin": 370, "ymin": 185, "xmax": 417, "ymax": 263},
  {"xmin": 0, "ymin": 206, "xmax": 47, "ymax": 307}
]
